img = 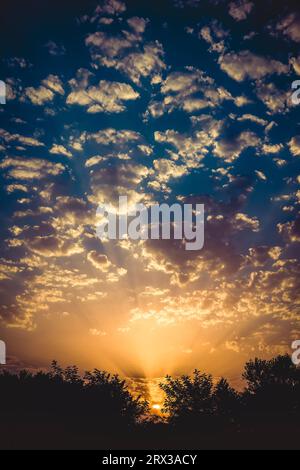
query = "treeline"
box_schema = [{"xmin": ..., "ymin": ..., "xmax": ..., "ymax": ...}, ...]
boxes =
[{"xmin": 0, "ymin": 355, "xmax": 299, "ymax": 449}]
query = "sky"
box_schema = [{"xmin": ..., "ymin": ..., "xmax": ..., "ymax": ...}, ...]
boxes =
[{"xmin": 0, "ymin": 0, "xmax": 300, "ymax": 407}]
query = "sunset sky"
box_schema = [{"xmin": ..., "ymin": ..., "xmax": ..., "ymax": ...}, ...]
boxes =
[{"xmin": 0, "ymin": 0, "xmax": 300, "ymax": 407}]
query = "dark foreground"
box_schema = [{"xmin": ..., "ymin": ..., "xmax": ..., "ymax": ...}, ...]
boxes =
[{"xmin": 0, "ymin": 355, "xmax": 299, "ymax": 450}]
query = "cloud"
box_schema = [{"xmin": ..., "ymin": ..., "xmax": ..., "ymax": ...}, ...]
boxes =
[
  {"xmin": 24, "ymin": 86, "xmax": 54, "ymax": 105},
  {"xmin": 256, "ymin": 81, "xmax": 290, "ymax": 114},
  {"xmin": 214, "ymin": 130, "xmax": 260, "ymax": 162},
  {"xmin": 42, "ymin": 75, "xmax": 64, "ymax": 95},
  {"xmin": 288, "ymin": 136, "xmax": 300, "ymax": 157},
  {"xmin": 127, "ymin": 17, "xmax": 148, "ymax": 34},
  {"xmin": 5, "ymin": 184, "xmax": 29, "ymax": 194},
  {"xmin": 55, "ymin": 196, "xmax": 92, "ymax": 225},
  {"xmin": 245, "ymin": 246, "xmax": 282, "ymax": 267},
  {"xmin": 278, "ymin": 216, "xmax": 300, "ymax": 243},
  {"xmin": 276, "ymin": 13, "xmax": 300, "ymax": 43},
  {"xmin": 290, "ymin": 56, "xmax": 300, "ymax": 75},
  {"xmin": 87, "ymin": 251, "xmax": 112, "ymax": 271},
  {"xmin": 106, "ymin": 43, "xmax": 166, "ymax": 85},
  {"xmin": 45, "ymin": 41, "xmax": 66, "ymax": 56},
  {"xmin": 85, "ymin": 26, "xmax": 166, "ymax": 85},
  {"xmin": 5, "ymin": 57, "xmax": 30, "ymax": 68},
  {"xmin": 154, "ymin": 129, "xmax": 208, "ymax": 166},
  {"xmin": 153, "ymin": 68, "xmax": 214, "ymax": 114},
  {"xmin": 0, "ymin": 157, "xmax": 65, "ymax": 180},
  {"xmin": 87, "ymin": 128, "xmax": 141, "ymax": 146},
  {"xmin": 262, "ymin": 143, "xmax": 283, "ymax": 154},
  {"xmin": 147, "ymin": 68, "xmax": 247, "ymax": 117},
  {"xmin": 95, "ymin": 0, "xmax": 126, "ymax": 16},
  {"xmin": 219, "ymin": 50, "xmax": 288, "ymax": 82},
  {"xmin": 89, "ymin": 328, "xmax": 107, "ymax": 336},
  {"xmin": 66, "ymin": 80, "xmax": 139, "ymax": 113},
  {"xmin": 255, "ymin": 170, "xmax": 267, "ymax": 181},
  {"xmin": 0, "ymin": 129, "xmax": 44, "ymax": 147},
  {"xmin": 89, "ymin": 162, "xmax": 149, "ymax": 200},
  {"xmin": 23, "ymin": 75, "xmax": 64, "ymax": 105},
  {"xmin": 229, "ymin": 0, "xmax": 254, "ymax": 21},
  {"xmin": 199, "ymin": 21, "xmax": 228, "ymax": 54},
  {"xmin": 237, "ymin": 114, "xmax": 268, "ymax": 126},
  {"xmin": 25, "ymin": 235, "xmax": 82, "ymax": 258},
  {"xmin": 152, "ymin": 159, "xmax": 187, "ymax": 183},
  {"xmin": 49, "ymin": 144, "xmax": 72, "ymax": 158},
  {"xmin": 234, "ymin": 212, "xmax": 260, "ymax": 231},
  {"xmin": 85, "ymin": 31, "xmax": 136, "ymax": 59}
]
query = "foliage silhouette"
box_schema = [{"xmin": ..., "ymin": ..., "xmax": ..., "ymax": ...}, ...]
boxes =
[{"xmin": 0, "ymin": 354, "xmax": 299, "ymax": 449}]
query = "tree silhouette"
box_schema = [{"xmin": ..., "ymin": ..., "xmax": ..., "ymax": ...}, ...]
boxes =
[
  {"xmin": 159, "ymin": 370, "xmax": 214, "ymax": 421},
  {"xmin": 0, "ymin": 355, "xmax": 299, "ymax": 449},
  {"xmin": 213, "ymin": 378, "xmax": 240, "ymax": 423},
  {"xmin": 0, "ymin": 361, "xmax": 148, "ymax": 449},
  {"xmin": 242, "ymin": 354, "xmax": 300, "ymax": 420}
]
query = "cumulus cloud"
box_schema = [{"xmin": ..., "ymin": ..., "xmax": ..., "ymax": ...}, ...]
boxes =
[
  {"xmin": 262, "ymin": 143, "xmax": 283, "ymax": 154},
  {"xmin": 49, "ymin": 144, "xmax": 72, "ymax": 158},
  {"xmin": 278, "ymin": 216, "xmax": 300, "ymax": 243},
  {"xmin": 107, "ymin": 43, "xmax": 166, "ymax": 86},
  {"xmin": 229, "ymin": 0, "xmax": 254, "ymax": 21},
  {"xmin": 219, "ymin": 50, "xmax": 288, "ymax": 82},
  {"xmin": 214, "ymin": 130, "xmax": 260, "ymax": 162},
  {"xmin": 234, "ymin": 212, "xmax": 260, "ymax": 231},
  {"xmin": 0, "ymin": 157, "xmax": 65, "ymax": 180},
  {"xmin": 24, "ymin": 86, "xmax": 54, "ymax": 105},
  {"xmin": 85, "ymin": 26, "xmax": 166, "ymax": 85},
  {"xmin": 87, "ymin": 128, "xmax": 141, "ymax": 146},
  {"xmin": 237, "ymin": 114, "xmax": 268, "ymax": 126},
  {"xmin": 148, "ymin": 68, "xmax": 214, "ymax": 116},
  {"xmin": 0, "ymin": 129, "xmax": 44, "ymax": 147},
  {"xmin": 23, "ymin": 75, "xmax": 64, "ymax": 105},
  {"xmin": 256, "ymin": 81, "xmax": 290, "ymax": 114},
  {"xmin": 87, "ymin": 251, "xmax": 112, "ymax": 271},
  {"xmin": 85, "ymin": 31, "xmax": 136, "ymax": 59},
  {"xmin": 152, "ymin": 159, "xmax": 187, "ymax": 183},
  {"xmin": 55, "ymin": 196, "xmax": 92, "ymax": 225},
  {"xmin": 127, "ymin": 17, "xmax": 148, "ymax": 34},
  {"xmin": 276, "ymin": 13, "xmax": 300, "ymax": 43},
  {"xmin": 66, "ymin": 80, "xmax": 139, "ymax": 113},
  {"xmin": 199, "ymin": 21, "xmax": 228, "ymax": 54},
  {"xmin": 88, "ymin": 160, "xmax": 150, "ymax": 206},
  {"xmin": 147, "ymin": 68, "xmax": 247, "ymax": 117},
  {"xmin": 42, "ymin": 75, "xmax": 64, "ymax": 95},
  {"xmin": 244, "ymin": 246, "xmax": 282, "ymax": 267},
  {"xmin": 288, "ymin": 136, "xmax": 300, "ymax": 156},
  {"xmin": 290, "ymin": 56, "xmax": 300, "ymax": 75},
  {"xmin": 154, "ymin": 129, "xmax": 208, "ymax": 166},
  {"xmin": 94, "ymin": 0, "xmax": 126, "ymax": 16}
]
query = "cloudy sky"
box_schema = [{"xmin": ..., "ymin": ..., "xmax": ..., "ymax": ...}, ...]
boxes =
[{"xmin": 0, "ymin": 0, "xmax": 300, "ymax": 405}]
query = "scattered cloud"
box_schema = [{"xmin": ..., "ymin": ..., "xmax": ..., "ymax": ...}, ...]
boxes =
[
  {"xmin": 229, "ymin": 0, "xmax": 254, "ymax": 21},
  {"xmin": 219, "ymin": 51, "xmax": 288, "ymax": 82},
  {"xmin": 66, "ymin": 80, "xmax": 139, "ymax": 113},
  {"xmin": 289, "ymin": 136, "xmax": 300, "ymax": 156},
  {"xmin": 276, "ymin": 12, "xmax": 300, "ymax": 43}
]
